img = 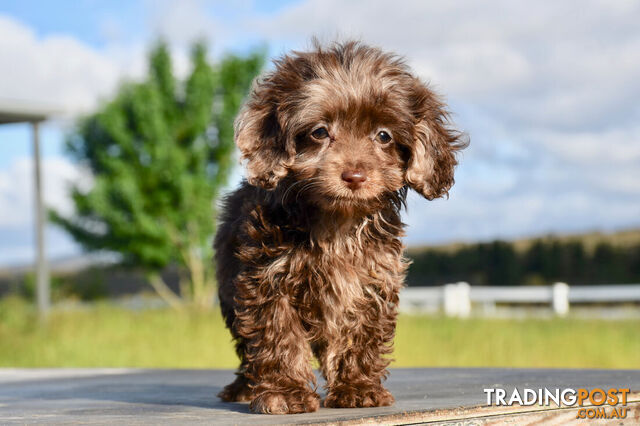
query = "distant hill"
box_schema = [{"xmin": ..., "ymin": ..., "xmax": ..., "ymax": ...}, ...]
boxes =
[
  {"xmin": 406, "ymin": 227, "xmax": 640, "ymax": 287},
  {"xmin": 406, "ymin": 228, "xmax": 640, "ymax": 256}
]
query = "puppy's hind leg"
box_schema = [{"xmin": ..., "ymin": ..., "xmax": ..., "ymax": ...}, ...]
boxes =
[
  {"xmin": 218, "ymin": 374, "xmax": 253, "ymax": 402},
  {"xmin": 217, "ymin": 281, "xmax": 254, "ymax": 402},
  {"xmin": 218, "ymin": 340, "xmax": 253, "ymax": 402}
]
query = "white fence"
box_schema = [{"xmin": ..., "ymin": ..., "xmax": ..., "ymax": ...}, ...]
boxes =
[{"xmin": 399, "ymin": 282, "xmax": 640, "ymax": 317}]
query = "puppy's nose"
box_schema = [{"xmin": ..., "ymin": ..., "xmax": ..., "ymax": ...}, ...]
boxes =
[{"xmin": 341, "ymin": 170, "xmax": 367, "ymax": 188}]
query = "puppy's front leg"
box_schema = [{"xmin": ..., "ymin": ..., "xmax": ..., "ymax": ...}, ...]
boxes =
[
  {"xmin": 323, "ymin": 299, "xmax": 396, "ymax": 408},
  {"xmin": 235, "ymin": 285, "xmax": 319, "ymax": 414}
]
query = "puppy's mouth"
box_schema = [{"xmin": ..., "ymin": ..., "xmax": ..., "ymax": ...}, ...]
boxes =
[
  {"xmin": 330, "ymin": 185, "xmax": 377, "ymax": 201},
  {"xmin": 322, "ymin": 186, "xmax": 386, "ymax": 207},
  {"xmin": 314, "ymin": 190, "xmax": 396, "ymax": 218}
]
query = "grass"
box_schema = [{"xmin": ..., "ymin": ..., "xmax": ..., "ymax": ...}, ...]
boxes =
[{"xmin": 1, "ymin": 296, "xmax": 638, "ymax": 369}]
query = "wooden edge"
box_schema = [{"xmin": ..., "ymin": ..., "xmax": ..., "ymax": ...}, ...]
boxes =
[{"xmin": 302, "ymin": 392, "xmax": 640, "ymax": 425}]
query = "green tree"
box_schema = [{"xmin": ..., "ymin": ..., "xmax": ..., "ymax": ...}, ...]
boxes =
[{"xmin": 50, "ymin": 41, "xmax": 264, "ymax": 309}]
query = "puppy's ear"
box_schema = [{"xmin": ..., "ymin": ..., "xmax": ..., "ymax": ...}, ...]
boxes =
[
  {"xmin": 234, "ymin": 79, "xmax": 295, "ymax": 189},
  {"xmin": 404, "ymin": 79, "xmax": 467, "ymax": 200}
]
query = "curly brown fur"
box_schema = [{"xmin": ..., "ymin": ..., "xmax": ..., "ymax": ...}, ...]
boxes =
[{"xmin": 214, "ymin": 41, "xmax": 467, "ymax": 414}]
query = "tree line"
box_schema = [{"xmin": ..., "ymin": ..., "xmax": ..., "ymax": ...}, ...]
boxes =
[{"xmin": 406, "ymin": 239, "xmax": 640, "ymax": 287}]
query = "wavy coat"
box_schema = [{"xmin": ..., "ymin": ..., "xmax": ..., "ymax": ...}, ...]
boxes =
[{"xmin": 214, "ymin": 41, "xmax": 466, "ymax": 414}]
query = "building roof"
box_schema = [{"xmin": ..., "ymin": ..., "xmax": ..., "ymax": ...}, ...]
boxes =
[{"xmin": 0, "ymin": 98, "xmax": 61, "ymax": 124}]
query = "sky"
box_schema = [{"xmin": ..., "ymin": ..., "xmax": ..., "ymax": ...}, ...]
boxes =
[{"xmin": 1, "ymin": 0, "xmax": 639, "ymax": 266}]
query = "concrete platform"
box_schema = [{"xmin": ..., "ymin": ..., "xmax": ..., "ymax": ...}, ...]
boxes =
[{"xmin": 1, "ymin": 368, "xmax": 639, "ymax": 424}]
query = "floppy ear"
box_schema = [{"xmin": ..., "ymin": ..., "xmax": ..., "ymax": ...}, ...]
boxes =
[
  {"xmin": 404, "ymin": 80, "xmax": 467, "ymax": 200},
  {"xmin": 234, "ymin": 79, "xmax": 295, "ymax": 189}
]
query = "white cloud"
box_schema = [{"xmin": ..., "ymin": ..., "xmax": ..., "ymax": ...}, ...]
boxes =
[
  {"xmin": 0, "ymin": 156, "xmax": 84, "ymax": 228},
  {"xmin": 0, "ymin": 155, "xmax": 86, "ymax": 265},
  {"xmin": 150, "ymin": 0, "xmax": 220, "ymax": 46},
  {"xmin": 535, "ymin": 128, "xmax": 640, "ymax": 166},
  {"xmin": 0, "ymin": 12, "xmax": 209, "ymax": 116},
  {"xmin": 255, "ymin": 0, "xmax": 640, "ymax": 129},
  {"xmin": 0, "ymin": 15, "xmax": 126, "ymax": 114},
  {"xmin": 251, "ymin": 0, "xmax": 640, "ymax": 242}
]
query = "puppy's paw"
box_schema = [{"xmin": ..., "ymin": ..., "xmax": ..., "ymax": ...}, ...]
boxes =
[
  {"xmin": 324, "ymin": 384, "xmax": 394, "ymax": 408},
  {"xmin": 218, "ymin": 377, "xmax": 253, "ymax": 402},
  {"xmin": 250, "ymin": 389, "xmax": 320, "ymax": 414}
]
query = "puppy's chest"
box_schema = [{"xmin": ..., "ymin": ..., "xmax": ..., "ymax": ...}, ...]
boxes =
[
  {"xmin": 246, "ymin": 205, "xmax": 405, "ymax": 313},
  {"xmin": 292, "ymin": 237, "xmax": 404, "ymax": 311}
]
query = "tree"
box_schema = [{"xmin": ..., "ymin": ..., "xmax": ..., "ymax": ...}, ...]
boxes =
[{"xmin": 50, "ymin": 41, "xmax": 264, "ymax": 309}]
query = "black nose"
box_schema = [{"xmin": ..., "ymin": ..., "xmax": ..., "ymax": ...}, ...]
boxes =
[{"xmin": 341, "ymin": 170, "xmax": 367, "ymax": 188}]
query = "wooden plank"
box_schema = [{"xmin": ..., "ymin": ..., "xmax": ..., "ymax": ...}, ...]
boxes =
[{"xmin": 1, "ymin": 368, "xmax": 638, "ymax": 424}]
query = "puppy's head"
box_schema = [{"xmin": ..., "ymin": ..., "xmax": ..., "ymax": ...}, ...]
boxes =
[{"xmin": 235, "ymin": 41, "xmax": 466, "ymax": 212}]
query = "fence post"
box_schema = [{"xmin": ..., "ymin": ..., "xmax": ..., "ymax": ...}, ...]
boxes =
[
  {"xmin": 443, "ymin": 282, "xmax": 471, "ymax": 318},
  {"xmin": 443, "ymin": 284, "xmax": 457, "ymax": 317},
  {"xmin": 457, "ymin": 282, "xmax": 471, "ymax": 318},
  {"xmin": 552, "ymin": 282, "xmax": 569, "ymax": 316}
]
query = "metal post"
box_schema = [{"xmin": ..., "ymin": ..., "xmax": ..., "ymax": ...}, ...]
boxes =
[{"xmin": 32, "ymin": 121, "xmax": 50, "ymax": 317}]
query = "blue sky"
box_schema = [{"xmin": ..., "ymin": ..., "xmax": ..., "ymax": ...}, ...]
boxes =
[
  {"xmin": 1, "ymin": 0, "xmax": 640, "ymax": 266},
  {"xmin": 0, "ymin": 1, "xmax": 147, "ymax": 46},
  {"xmin": 0, "ymin": 0, "xmax": 296, "ymax": 46}
]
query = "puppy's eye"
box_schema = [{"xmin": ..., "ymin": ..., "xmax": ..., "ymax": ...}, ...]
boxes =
[
  {"xmin": 311, "ymin": 127, "xmax": 329, "ymax": 140},
  {"xmin": 376, "ymin": 130, "xmax": 392, "ymax": 144}
]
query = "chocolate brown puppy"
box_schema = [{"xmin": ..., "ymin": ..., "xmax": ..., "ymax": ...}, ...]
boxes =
[{"xmin": 214, "ymin": 41, "xmax": 466, "ymax": 414}]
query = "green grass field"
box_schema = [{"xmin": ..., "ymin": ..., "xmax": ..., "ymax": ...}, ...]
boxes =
[{"xmin": 1, "ymin": 296, "xmax": 638, "ymax": 369}]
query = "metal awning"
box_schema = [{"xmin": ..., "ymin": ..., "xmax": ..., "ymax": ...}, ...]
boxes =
[{"xmin": 0, "ymin": 99, "xmax": 59, "ymax": 124}]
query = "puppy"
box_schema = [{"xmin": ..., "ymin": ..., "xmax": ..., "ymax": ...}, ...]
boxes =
[{"xmin": 214, "ymin": 41, "xmax": 466, "ymax": 414}]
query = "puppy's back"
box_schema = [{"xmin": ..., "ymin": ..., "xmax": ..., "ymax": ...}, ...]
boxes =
[{"xmin": 214, "ymin": 182, "xmax": 259, "ymax": 329}]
